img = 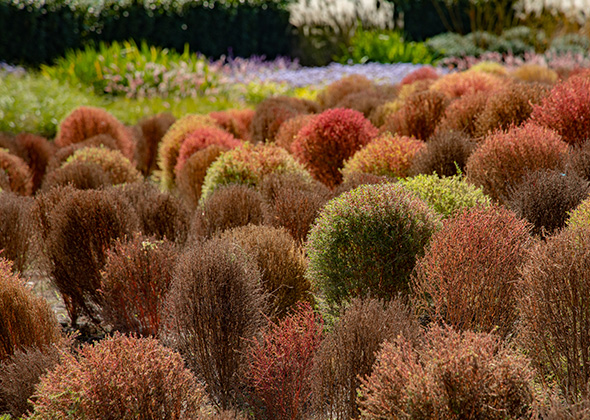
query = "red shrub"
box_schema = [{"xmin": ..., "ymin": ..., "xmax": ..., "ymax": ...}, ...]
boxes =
[
  {"xmin": 380, "ymin": 89, "xmax": 449, "ymax": 141},
  {"xmin": 55, "ymin": 106, "xmax": 135, "ymax": 160},
  {"xmin": 292, "ymin": 108, "xmax": 378, "ymax": 188},
  {"xmin": 0, "ymin": 149, "xmax": 33, "ymax": 195},
  {"xmin": 175, "ymin": 126, "xmax": 241, "ymax": 176},
  {"xmin": 436, "ymin": 91, "xmax": 489, "ymax": 138},
  {"xmin": 412, "ymin": 204, "xmax": 532, "ymax": 338},
  {"xmin": 246, "ymin": 303, "xmax": 324, "ymax": 420},
  {"xmin": 209, "ymin": 109, "xmax": 255, "ymax": 141},
  {"xmin": 100, "ymin": 234, "xmax": 177, "ymax": 336},
  {"xmin": 430, "ymin": 70, "xmax": 504, "ymax": 99},
  {"xmin": 401, "ymin": 66, "xmax": 440, "ymax": 86},
  {"xmin": 358, "ymin": 325, "xmax": 536, "ymax": 420},
  {"xmin": 531, "ymin": 75, "xmax": 590, "ymax": 146},
  {"xmin": 317, "ymin": 74, "xmax": 375, "ymax": 109},
  {"xmin": 465, "ymin": 122, "xmax": 569, "ymax": 201},
  {"xmin": 135, "ymin": 112, "xmax": 176, "ymax": 176},
  {"xmin": 30, "ymin": 334, "xmax": 205, "ymax": 419}
]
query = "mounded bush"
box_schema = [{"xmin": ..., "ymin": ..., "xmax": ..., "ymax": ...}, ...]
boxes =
[
  {"xmin": 310, "ymin": 298, "xmax": 422, "ymax": 420},
  {"xmin": 518, "ymin": 226, "xmax": 590, "ymax": 403},
  {"xmin": 201, "ymin": 142, "xmax": 312, "ymax": 201},
  {"xmin": 399, "ymin": 174, "xmax": 490, "ymax": 218},
  {"xmin": 430, "ymin": 70, "xmax": 504, "ymax": 99},
  {"xmin": 342, "ymin": 133, "xmax": 425, "ymax": 181},
  {"xmin": 511, "ymin": 64, "xmax": 558, "ymax": 85},
  {"xmin": 100, "ymin": 234, "xmax": 177, "ymax": 337},
  {"xmin": 307, "ymin": 182, "xmax": 441, "ymax": 308},
  {"xmin": 400, "ymin": 66, "xmax": 440, "ymax": 86},
  {"xmin": 41, "ymin": 161, "xmax": 113, "ymax": 191},
  {"xmin": 436, "ymin": 91, "xmax": 489, "ymax": 138},
  {"xmin": 0, "ymin": 192, "xmax": 34, "ymax": 273},
  {"xmin": 358, "ymin": 325, "xmax": 536, "ymax": 420},
  {"xmin": 567, "ymin": 196, "xmax": 590, "ymax": 230},
  {"xmin": 465, "ymin": 122, "xmax": 569, "ymax": 201},
  {"xmin": 411, "ymin": 204, "xmax": 531, "ymax": 338},
  {"xmin": 317, "ymin": 74, "xmax": 375, "ymax": 109},
  {"xmin": 567, "ymin": 139, "xmax": 590, "ymax": 183},
  {"xmin": 506, "ymin": 170, "xmax": 589, "ymax": 237},
  {"xmin": 210, "ymin": 109, "xmax": 256, "ymax": 142},
  {"xmin": 12, "ymin": 133, "xmax": 54, "ymax": 193},
  {"xmin": 409, "ymin": 130, "xmax": 476, "ymax": 177},
  {"xmin": 55, "ymin": 106, "xmax": 135, "ymax": 160},
  {"xmin": 217, "ymin": 225, "xmax": 311, "ymax": 319},
  {"xmin": 334, "ymin": 88, "xmax": 396, "ymax": 119},
  {"xmin": 332, "ymin": 172, "xmax": 393, "ymax": 197},
  {"xmin": 275, "ymin": 114, "xmax": 316, "ymax": 152},
  {"xmin": 47, "ymin": 133, "xmax": 120, "ymax": 173},
  {"xmin": 292, "ymin": 108, "xmax": 378, "ymax": 188},
  {"xmin": 0, "ymin": 149, "xmax": 33, "ymax": 196},
  {"xmin": 29, "ymin": 334, "xmax": 205, "ymax": 419},
  {"xmin": 163, "ymin": 237, "xmax": 267, "ymax": 409},
  {"xmin": 63, "ymin": 146, "xmax": 142, "ymax": 185},
  {"xmin": 135, "ymin": 112, "xmax": 176, "ymax": 176}
]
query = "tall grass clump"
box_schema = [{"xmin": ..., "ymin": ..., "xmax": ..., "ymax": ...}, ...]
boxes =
[{"xmin": 307, "ymin": 183, "xmax": 441, "ymax": 309}]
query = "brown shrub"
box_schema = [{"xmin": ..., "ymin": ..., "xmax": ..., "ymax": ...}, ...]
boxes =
[
  {"xmin": 63, "ymin": 146, "xmax": 142, "ymax": 185},
  {"xmin": 358, "ymin": 325, "xmax": 536, "ymax": 420},
  {"xmin": 176, "ymin": 144, "xmax": 227, "ymax": 209},
  {"xmin": 311, "ymin": 298, "xmax": 422, "ymax": 420},
  {"xmin": 46, "ymin": 134, "xmax": 119, "ymax": 173},
  {"xmin": 0, "ymin": 192, "xmax": 34, "ymax": 273},
  {"xmin": 192, "ymin": 184, "xmax": 265, "ymax": 239},
  {"xmin": 217, "ymin": 225, "xmax": 311, "ymax": 319},
  {"xmin": 275, "ymin": 114, "xmax": 316, "ymax": 152},
  {"xmin": 209, "ymin": 109, "xmax": 255, "ymax": 141},
  {"xmin": 518, "ymin": 226, "xmax": 590, "ymax": 403},
  {"xmin": 260, "ymin": 172, "xmax": 332, "ymax": 244},
  {"xmin": 100, "ymin": 234, "xmax": 177, "ymax": 336},
  {"xmin": 0, "ymin": 170, "xmax": 9, "ymax": 192},
  {"xmin": 43, "ymin": 188, "xmax": 139, "ymax": 326},
  {"xmin": 30, "ymin": 334, "xmax": 205, "ymax": 419},
  {"xmin": 41, "ymin": 161, "xmax": 113, "ymax": 191},
  {"xmin": 332, "ymin": 172, "xmax": 394, "ymax": 197},
  {"xmin": 409, "ymin": 130, "xmax": 476, "ymax": 177},
  {"xmin": 163, "ymin": 237, "xmax": 267, "ymax": 409},
  {"xmin": 55, "ymin": 106, "xmax": 135, "ymax": 160},
  {"xmin": 0, "ymin": 257, "xmax": 62, "ymax": 363},
  {"xmin": 568, "ymin": 140, "xmax": 590, "ymax": 183},
  {"xmin": 317, "ymin": 74, "xmax": 375, "ymax": 109},
  {"xmin": 0, "ymin": 149, "xmax": 33, "ymax": 195},
  {"xmin": 436, "ymin": 91, "xmax": 489, "ymax": 138},
  {"xmin": 13, "ymin": 133, "xmax": 54, "ymax": 193},
  {"xmin": 249, "ymin": 96, "xmax": 319, "ymax": 144},
  {"xmin": 119, "ymin": 181, "xmax": 190, "ymax": 244},
  {"xmin": 135, "ymin": 112, "xmax": 176, "ymax": 176},
  {"xmin": 334, "ymin": 88, "xmax": 395, "ymax": 118},
  {"xmin": 411, "ymin": 204, "xmax": 532, "ymax": 338}
]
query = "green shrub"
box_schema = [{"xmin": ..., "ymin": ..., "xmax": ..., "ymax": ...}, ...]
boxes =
[
  {"xmin": 399, "ymin": 173, "xmax": 490, "ymax": 218},
  {"xmin": 306, "ymin": 182, "xmax": 441, "ymax": 309}
]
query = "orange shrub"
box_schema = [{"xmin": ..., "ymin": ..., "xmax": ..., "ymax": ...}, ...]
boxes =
[
  {"xmin": 317, "ymin": 74, "xmax": 374, "ymax": 109},
  {"xmin": 430, "ymin": 70, "xmax": 503, "ymax": 99},
  {"xmin": 13, "ymin": 133, "xmax": 54, "ymax": 193},
  {"xmin": 436, "ymin": 91, "xmax": 489, "ymax": 138},
  {"xmin": 275, "ymin": 114, "xmax": 316, "ymax": 152},
  {"xmin": 209, "ymin": 108, "xmax": 255, "ymax": 141},
  {"xmin": 400, "ymin": 66, "xmax": 440, "ymax": 86}
]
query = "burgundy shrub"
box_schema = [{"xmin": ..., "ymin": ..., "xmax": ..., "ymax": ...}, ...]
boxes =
[{"xmin": 135, "ymin": 112, "xmax": 176, "ymax": 176}]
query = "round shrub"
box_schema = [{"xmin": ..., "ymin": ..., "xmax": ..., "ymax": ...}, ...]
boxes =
[
  {"xmin": 63, "ymin": 146, "xmax": 141, "ymax": 185},
  {"xmin": 13, "ymin": 133, "xmax": 54, "ymax": 193},
  {"xmin": 531, "ymin": 75, "xmax": 590, "ymax": 146},
  {"xmin": 306, "ymin": 183, "xmax": 441, "ymax": 308},
  {"xmin": 334, "ymin": 88, "xmax": 395, "ymax": 119},
  {"xmin": 430, "ymin": 70, "xmax": 504, "ymax": 99},
  {"xmin": 41, "ymin": 161, "xmax": 113, "ymax": 191},
  {"xmin": 358, "ymin": 325, "xmax": 536, "ymax": 420},
  {"xmin": 249, "ymin": 96, "xmax": 319, "ymax": 144},
  {"xmin": 411, "ymin": 204, "xmax": 531, "ymax": 338},
  {"xmin": 380, "ymin": 89, "xmax": 449, "ymax": 141},
  {"xmin": 100, "ymin": 234, "xmax": 177, "ymax": 337},
  {"xmin": 317, "ymin": 74, "xmax": 375, "ymax": 109},
  {"xmin": 209, "ymin": 108, "xmax": 255, "ymax": 141},
  {"xmin": 0, "ymin": 257, "xmax": 62, "ymax": 363},
  {"xmin": 342, "ymin": 133, "xmax": 425, "ymax": 180},
  {"xmin": 332, "ymin": 172, "xmax": 394, "ymax": 197},
  {"xmin": 157, "ymin": 113, "xmax": 218, "ymax": 190},
  {"xmin": 47, "ymin": 133, "xmax": 120, "ymax": 173},
  {"xmin": 201, "ymin": 142, "xmax": 312, "ymax": 201},
  {"xmin": 468, "ymin": 61, "xmax": 508, "ymax": 76},
  {"xmin": 506, "ymin": 169, "xmax": 589, "ymax": 237},
  {"xmin": 0, "ymin": 192, "xmax": 34, "ymax": 273},
  {"xmin": 135, "ymin": 112, "xmax": 176, "ymax": 176},
  {"xmin": 511, "ymin": 63, "xmax": 558, "ymax": 84},
  {"xmin": 465, "ymin": 122, "xmax": 569, "ymax": 201},
  {"xmin": 518, "ymin": 226, "xmax": 590, "ymax": 402},
  {"xmin": 193, "ymin": 184, "xmax": 265, "ymax": 239},
  {"xmin": 567, "ymin": 196, "xmax": 590, "ymax": 230},
  {"xmin": 175, "ymin": 126, "xmax": 241, "ymax": 176},
  {"xmin": 163, "ymin": 237, "xmax": 267, "ymax": 409},
  {"xmin": 292, "ymin": 108, "xmax": 378, "ymax": 188},
  {"xmin": 0, "ymin": 149, "xmax": 33, "ymax": 196},
  {"xmin": 275, "ymin": 114, "xmax": 316, "ymax": 151},
  {"xmin": 217, "ymin": 225, "xmax": 312, "ymax": 319},
  {"xmin": 30, "ymin": 334, "xmax": 205, "ymax": 420},
  {"xmin": 176, "ymin": 144, "xmax": 227, "ymax": 209},
  {"xmin": 436, "ymin": 91, "xmax": 489, "ymax": 138},
  {"xmin": 410, "ymin": 130, "xmax": 476, "ymax": 177},
  {"xmin": 55, "ymin": 106, "xmax": 135, "ymax": 160},
  {"xmin": 400, "ymin": 66, "xmax": 440, "ymax": 86},
  {"xmin": 311, "ymin": 298, "xmax": 422, "ymax": 420},
  {"xmin": 399, "ymin": 174, "xmax": 490, "ymax": 218},
  {"xmin": 567, "ymin": 139, "xmax": 590, "ymax": 183}
]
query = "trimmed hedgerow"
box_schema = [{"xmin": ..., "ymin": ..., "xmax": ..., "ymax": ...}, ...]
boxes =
[
  {"xmin": 411, "ymin": 204, "xmax": 531, "ymax": 338},
  {"xmin": 201, "ymin": 142, "xmax": 312, "ymax": 201},
  {"xmin": 292, "ymin": 108, "xmax": 378, "ymax": 189},
  {"xmin": 135, "ymin": 112, "xmax": 176, "ymax": 177},
  {"xmin": 163, "ymin": 237, "xmax": 267, "ymax": 409},
  {"xmin": 409, "ymin": 130, "xmax": 476, "ymax": 177},
  {"xmin": 246, "ymin": 302, "xmax": 324, "ymax": 420},
  {"xmin": 0, "ymin": 192, "xmax": 34, "ymax": 274},
  {"xmin": 29, "ymin": 334, "xmax": 205, "ymax": 420},
  {"xmin": 530, "ymin": 75, "xmax": 590, "ymax": 146},
  {"xmin": 399, "ymin": 174, "xmax": 490, "ymax": 218},
  {"xmin": 0, "ymin": 257, "xmax": 62, "ymax": 363},
  {"xmin": 306, "ymin": 182, "xmax": 441, "ymax": 308},
  {"xmin": 465, "ymin": 122, "xmax": 569, "ymax": 202},
  {"xmin": 358, "ymin": 325, "xmax": 536, "ymax": 420},
  {"xmin": 0, "ymin": 149, "xmax": 33, "ymax": 196},
  {"xmin": 209, "ymin": 109, "xmax": 255, "ymax": 142},
  {"xmin": 217, "ymin": 224, "xmax": 312, "ymax": 319},
  {"xmin": 518, "ymin": 226, "xmax": 590, "ymax": 403},
  {"xmin": 506, "ymin": 169, "xmax": 589, "ymax": 237},
  {"xmin": 342, "ymin": 133, "xmax": 425, "ymax": 181},
  {"xmin": 310, "ymin": 297, "xmax": 422, "ymax": 420},
  {"xmin": 63, "ymin": 146, "xmax": 142, "ymax": 185},
  {"xmin": 317, "ymin": 74, "xmax": 375, "ymax": 110},
  {"xmin": 100, "ymin": 234, "xmax": 177, "ymax": 337},
  {"xmin": 55, "ymin": 106, "xmax": 135, "ymax": 160}
]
